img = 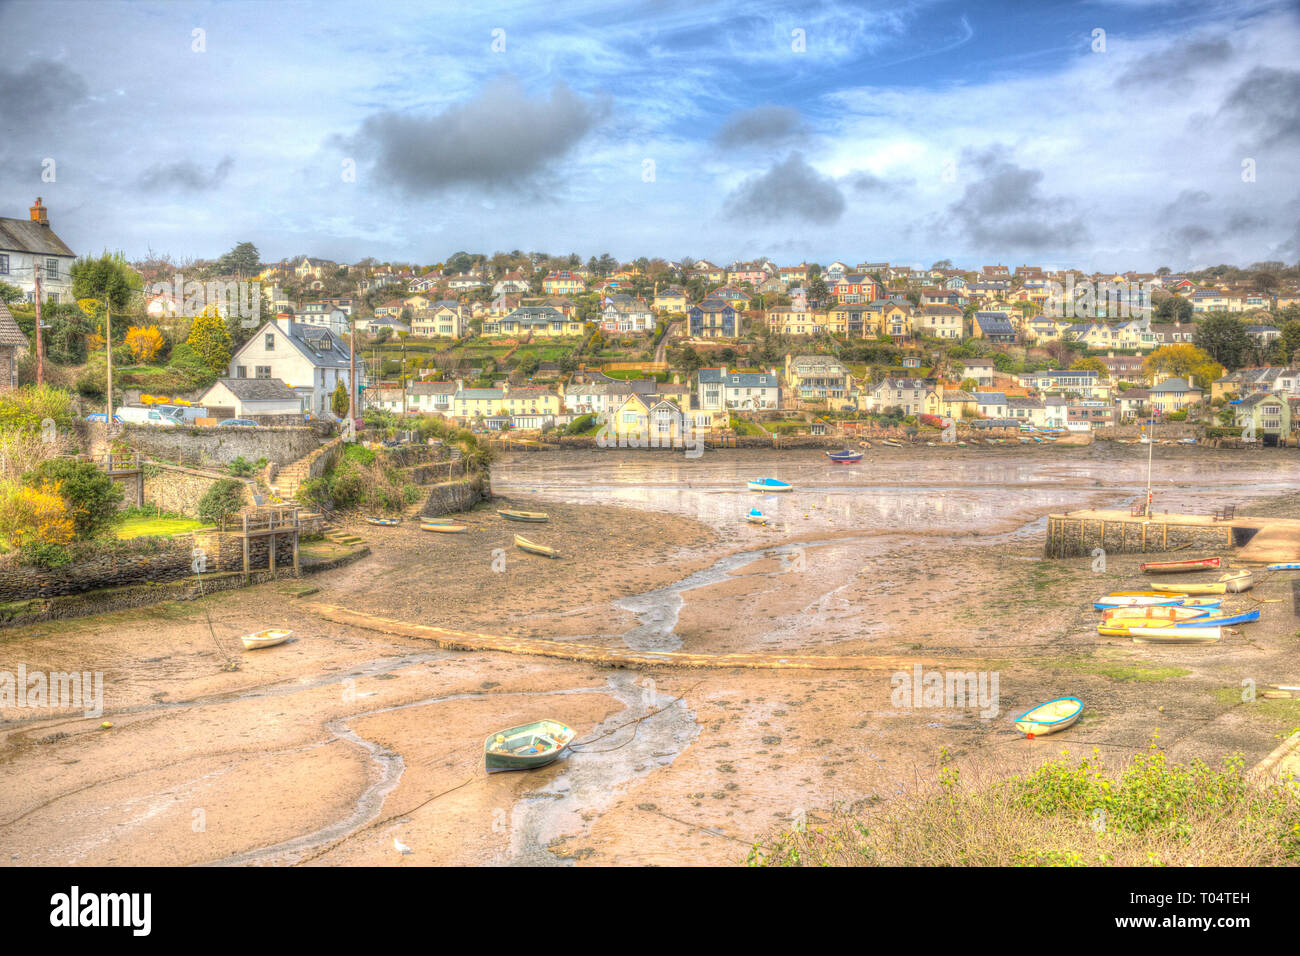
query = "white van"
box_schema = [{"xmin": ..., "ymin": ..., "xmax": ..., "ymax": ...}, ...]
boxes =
[
  {"xmin": 155, "ymin": 404, "xmax": 208, "ymax": 424},
  {"xmin": 116, "ymin": 406, "xmax": 178, "ymax": 427}
]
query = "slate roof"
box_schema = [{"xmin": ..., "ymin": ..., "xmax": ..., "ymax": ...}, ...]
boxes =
[
  {"xmin": 211, "ymin": 377, "xmax": 299, "ymax": 402},
  {"xmin": 0, "ymin": 301, "xmax": 25, "ymax": 346},
  {"xmin": 0, "ymin": 216, "xmax": 75, "ymax": 257}
]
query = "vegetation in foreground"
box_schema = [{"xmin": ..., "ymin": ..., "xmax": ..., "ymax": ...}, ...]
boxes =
[{"xmin": 749, "ymin": 738, "xmax": 1300, "ymax": 867}]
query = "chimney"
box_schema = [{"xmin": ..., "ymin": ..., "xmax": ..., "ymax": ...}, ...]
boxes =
[{"xmin": 30, "ymin": 197, "xmax": 48, "ymax": 226}]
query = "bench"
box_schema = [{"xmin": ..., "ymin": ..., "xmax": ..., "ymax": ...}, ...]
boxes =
[{"xmin": 1211, "ymin": 503, "xmax": 1236, "ymax": 522}]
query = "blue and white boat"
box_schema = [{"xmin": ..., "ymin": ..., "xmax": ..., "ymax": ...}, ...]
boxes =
[
  {"xmin": 1267, "ymin": 563, "xmax": 1300, "ymax": 571},
  {"xmin": 826, "ymin": 449, "xmax": 863, "ymax": 463},
  {"xmin": 747, "ymin": 478, "xmax": 792, "ymax": 492},
  {"xmin": 746, "ymin": 508, "xmax": 767, "ymax": 524},
  {"xmin": 1174, "ymin": 609, "xmax": 1259, "ymax": 627},
  {"xmin": 1093, "ymin": 596, "xmax": 1222, "ymax": 611}
]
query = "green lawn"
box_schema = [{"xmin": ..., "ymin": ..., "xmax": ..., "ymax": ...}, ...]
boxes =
[{"xmin": 116, "ymin": 516, "xmax": 204, "ymax": 539}]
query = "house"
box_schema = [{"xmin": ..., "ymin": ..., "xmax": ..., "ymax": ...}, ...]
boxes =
[
  {"xmin": 407, "ymin": 380, "xmax": 457, "ymax": 416},
  {"xmin": 778, "ymin": 264, "xmax": 809, "ymax": 284},
  {"xmin": 1025, "ymin": 315, "xmax": 1072, "ymax": 343},
  {"xmin": 785, "ymin": 354, "xmax": 854, "ymax": 406},
  {"xmin": 1021, "ymin": 369, "xmax": 1103, "ymax": 398},
  {"xmin": 1211, "ymin": 367, "xmax": 1285, "ymax": 402},
  {"xmin": 1066, "ymin": 400, "xmax": 1115, "ymax": 429},
  {"xmin": 0, "ymin": 199, "xmax": 76, "ymax": 304},
  {"xmin": 604, "ymin": 393, "xmax": 690, "ymax": 445},
  {"xmin": 974, "ymin": 392, "xmax": 1008, "ymax": 419},
  {"xmin": 1116, "ymin": 389, "xmax": 1152, "ymax": 421},
  {"xmin": 1099, "ymin": 354, "xmax": 1146, "ymax": 382},
  {"xmin": 766, "ymin": 306, "xmax": 825, "ymax": 336},
  {"xmin": 831, "ymin": 273, "xmax": 879, "ymax": 304},
  {"xmin": 914, "ymin": 304, "xmax": 964, "ymax": 340},
  {"xmin": 482, "ymin": 306, "xmax": 582, "ymax": 337},
  {"xmin": 492, "ymin": 272, "xmax": 531, "ymax": 295},
  {"xmin": 354, "ymin": 315, "xmax": 409, "ymax": 335},
  {"xmin": 1149, "ymin": 376, "xmax": 1203, "ymax": 413},
  {"xmin": 502, "ymin": 385, "xmax": 562, "ymax": 419},
  {"xmin": 1149, "ymin": 323, "xmax": 1196, "ymax": 345},
  {"xmin": 1234, "ymin": 392, "xmax": 1293, "ymax": 444},
  {"xmin": 689, "ymin": 300, "xmax": 738, "ymax": 338},
  {"xmin": 924, "ymin": 386, "xmax": 977, "ymax": 420},
  {"xmin": 563, "ymin": 380, "xmax": 634, "ymax": 416},
  {"xmin": 869, "ymin": 377, "xmax": 930, "ymax": 416},
  {"xmin": 541, "ymin": 271, "xmax": 585, "ymax": 295},
  {"xmin": 687, "ymin": 260, "xmax": 726, "ymax": 283},
  {"xmin": 1246, "ymin": 324, "xmax": 1281, "ymax": 346},
  {"xmin": 972, "ymin": 312, "xmax": 1017, "ymax": 343},
  {"xmin": 652, "ymin": 287, "xmax": 688, "ymax": 313},
  {"xmin": 453, "ymin": 387, "xmax": 506, "ymax": 422},
  {"xmin": 294, "ymin": 257, "xmax": 336, "ymax": 281},
  {"xmin": 600, "ymin": 295, "xmax": 655, "ymax": 333},
  {"xmin": 957, "ymin": 359, "xmax": 996, "ymax": 388},
  {"xmin": 410, "ymin": 301, "xmax": 467, "ymax": 338},
  {"xmin": 227, "ymin": 318, "xmax": 361, "ymax": 418},
  {"xmin": 1007, "ymin": 396, "xmax": 1048, "ymax": 426},
  {"xmin": 295, "ymin": 304, "xmax": 349, "ymax": 336},
  {"xmin": 698, "ymin": 367, "xmax": 781, "ymax": 411},
  {"xmin": 825, "ymin": 303, "xmax": 872, "ymax": 337},
  {"xmin": 198, "ymin": 377, "xmax": 304, "ymax": 421},
  {"xmin": 824, "ymin": 261, "xmax": 850, "ymax": 282},
  {"xmin": 0, "ymin": 301, "xmax": 24, "ymax": 389},
  {"xmin": 726, "ymin": 262, "xmax": 768, "ymax": 286},
  {"xmin": 920, "ymin": 288, "xmax": 968, "ymax": 308}
]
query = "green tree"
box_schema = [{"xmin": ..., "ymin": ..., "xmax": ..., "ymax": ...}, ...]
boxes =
[
  {"xmin": 71, "ymin": 251, "xmax": 142, "ymax": 314},
  {"xmin": 1154, "ymin": 295, "xmax": 1192, "ymax": 324},
  {"xmin": 1273, "ymin": 319, "xmax": 1300, "ymax": 365},
  {"xmin": 185, "ymin": 309, "xmax": 233, "ymax": 374},
  {"xmin": 198, "ymin": 478, "xmax": 246, "ymax": 525},
  {"xmin": 216, "ymin": 242, "xmax": 261, "ymax": 278},
  {"xmin": 24, "ymin": 459, "xmax": 123, "ymax": 539},
  {"xmin": 0, "ymin": 281, "xmax": 23, "ymax": 305},
  {"xmin": 331, "ymin": 379, "xmax": 349, "ymax": 417},
  {"xmin": 1193, "ymin": 313, "xmax": 1251, "ymax": 370}
]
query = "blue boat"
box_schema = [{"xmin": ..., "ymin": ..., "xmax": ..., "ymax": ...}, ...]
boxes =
[
  {"xmin": 1267, "ymin": 563, "xmax": 1300, "ymax": 571},
  {"xmin": 1174, "ymin": 609, "xmax": 1260, "ymax": 627},
  {"xmin": 746, "ymin": 508, "xmax": 767, "ymax": 524},
  {"xmin": 826, "ymin": 449, "xmax": 863, "ymax": 463},
  {"xmin": 1093, "ymin": 597, "xmax": 1222, "ymax": 611},
  {"xmin": 747, "ymin": 478, "xmax": 792, "ymax": 492}
]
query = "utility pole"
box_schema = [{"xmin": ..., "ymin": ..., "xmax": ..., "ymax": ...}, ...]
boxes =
[
  {"xmin": 401, "ymin": 339, "xmax": 407, "ymax": 416},
  {"xmin": 105, "ymin": 299, "xmax": 113, "ymax": 419},
  {"xmin": 33, "ymin": 264, "xmax": 43, "ymax": 386},
  {"xmin": 348, "ymin": 317, "xmax": 357, "ymax": 422}
]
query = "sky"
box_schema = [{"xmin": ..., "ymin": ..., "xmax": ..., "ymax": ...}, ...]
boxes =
[{"xmin": 1, "ymin": 0, "xmax": 1298, "ymax": 272}]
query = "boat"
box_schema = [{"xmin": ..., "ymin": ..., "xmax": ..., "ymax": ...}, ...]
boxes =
[
  {"xmin": 1267, "ymin": 563, "xmax": 1300, "ymax": 571},
  {"xmin": 241, "ymin": 628, "xmax": 293, "ymax": 650},
  {"xmin": 1140, "ymin": 556, "xmax": 1222, "ymax": 574},
  {"xmin": 497, "ymin": 509, "xmax": 549, "ymax": 522},
  {"xmin": 1115, "ymin": 625, "xmax": 1223, "ymax": 644},
  {"xmin": 1107, "ymin": 590, "xmax": 1183, "ymax": 597},
  {"xmin": 420, "ymin": 520, "xmax": 467, "ymax": 533},
  {"xmin": 1015, "ymin": 697, "xmax": 1083, "ymax": 737},
  {"xmin": 364, "ymin": 516, "xmax": 400, "ymax": 527},
  {"xmin": 882, "ymin": 439, "xmax": 902, "ymax": 447},
  {"xmin": 826, "ymin": 449, "xmax": 863, "ymax": 463},
  {"xmin": 1151, "ymin": 570, "xmax": 1253, "ymax": 595},
  {"xmin": 745, "ymin": 508, "xmax": 767, "ymax": 525},
  {"xmin": 1103, "ymin": 605, "xmax": 1212, "ymax": 622},
  {"xmin": 1171, "ymin": 609, "xmax": 1259, "ymax": 627},
  {"xmin": 1093, "ymin": 595, "xmax": 1223, "ymax": 610},
  {"xmin": 514, "ymin": 534, "xmax": 560, "ymax": 558},
  {"xmin": 1177, "ymin": 438, "xmax": 1197, "ymax": 445},
  {"xmin": 747, "ymin": 478, "xmax": 792, "ymax": 492},
  {"xmin": 484, "ymin": 719, "xmax": 576, "ymax": 773}
]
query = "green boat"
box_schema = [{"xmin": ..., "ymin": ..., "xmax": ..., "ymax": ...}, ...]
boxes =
[
  {"xmin": 497, "ymin": 509, "xmax": 549, "ymax": 523},
  {"xmin": 484, "ymin": 719, "xmax": 576, "ymax": 773}
]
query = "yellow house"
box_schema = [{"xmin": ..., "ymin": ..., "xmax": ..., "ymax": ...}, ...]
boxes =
[
  {"xmin": 653, "ymin": 288, "xmax": 688, "ymax": 313},
  {"xmin": 923, "ymin": 386, "xmax": 977, "ymax": 420},
  {"xmin": 541, "ymin": 271, "xmax": 585, "ymax": 295},
  {"xmin": 603, "ymin": 393, "xmax": 690, "ymax": 446},
  {"xmin": 870, "ymin": 302, "xmax": 913, "ymax": 340},
  {"xmin": 403, "ymin": 293, "xmax": 434, "ymax": 311},
  {"xmin": 453, "ymin": 387, "xmax": 506, "ymax": 420},
  {"xmin": 502, "ymin": 385, "xmax": 561, "ymax": 417},
  {"xmin": 766, "ymin": 306, "xmax": 826, "ymax": 336}
]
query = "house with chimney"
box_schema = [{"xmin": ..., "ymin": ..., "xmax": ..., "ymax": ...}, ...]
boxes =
[
  {"xmin": 227, "ymin": 318, "xmax": 362, "ymax": 418},
  {"xmin": 0, "ymin": 199, "xmax": 76, "ymax": 304}
]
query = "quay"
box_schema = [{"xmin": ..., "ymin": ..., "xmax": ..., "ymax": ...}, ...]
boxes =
[{"xmin": 1044, "ymin": 508, "xmax": 1300, "ymax": 563}]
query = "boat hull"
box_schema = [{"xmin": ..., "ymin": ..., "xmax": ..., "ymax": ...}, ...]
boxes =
[
  {"xmin": 364, "ymin": 517, "xmax": 400, "ymax": 527},
  {"xmin": 241, "ymin": 628, "xmax": 293, "ymax": 650},
  {"xmin": 1103, "ymin": 606, "xmax": 1211, "ymax": 622},
  {"xmin": 421, "ymin": 523, "xmax": 467, "ymax": 533},
  {"xmin": 497, "ymin": 510, "xmax": 549, "ymax": 522},
  {"xmin": 747, "ymin": 479, "xmax": 792, "ymax": 492},
  {"xmin": 1140, "ymin": 556, "xmax": 1222, "ymax": 574},
  {"xmin": 484, "ymin": 719, "xmax": 575, "ymax": 773},
  {"xmin": 1119, "ymin": 625, "xmax": 1223, "ymax": 644},
  {"xmin": 514, "ymin": 534, "xmax": 559, "ymax": 558},
  {"xmin": 1015, "ymin": 697, "xmax": 1083, "ymax": 737},
  {"xmin": 1152, "ymin": 571, "xmax": 1253, "ymax": 595},
  {"xmin": 826, "ymin": 452, "xmax": 862, "ymax": 463}
]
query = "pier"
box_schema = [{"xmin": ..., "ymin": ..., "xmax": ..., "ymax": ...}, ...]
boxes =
[{"xmin": 1044, "ymin": 508, "xmax": 1300, "ymax": 563}]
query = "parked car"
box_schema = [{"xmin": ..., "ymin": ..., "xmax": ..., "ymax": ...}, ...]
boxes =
[
  {"xmin": 84, "ymin": 413, "xmax": 123, "ymax": 424},
  {"xmin": 155, "ymin": 404, "xmax": 209, "ymax": 424},
  {"xmin": 218, "ymin": 419, "xmax": 258, "ymax": 427},
  {"xmin": 116, "ymin": 406, "xmax": 178, "ymax": 427}
]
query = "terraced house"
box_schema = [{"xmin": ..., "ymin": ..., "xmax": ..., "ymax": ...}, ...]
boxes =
[
  {"xmin": 869, "ymin": 377, "xmax": 932, "ymax": 416},
  {"xmin": 914, "ymin": 304, "xmax": 965, "ymax": 340},
  {"xmin": 766, "ymin": 305, "xmax": 825, "ymax": 336}
]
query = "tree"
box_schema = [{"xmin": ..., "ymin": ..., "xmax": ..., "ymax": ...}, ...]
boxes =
[
  {"xmin": 331, "ymin": 379, "xmax": 349, "ymax": 418},
  {"xmin": 1154, "ymin": 294, "xmax": 1192, "ymax": 324},
  {"xmin": 1193, "ymin": 313, "xmax": 1251, "ymax": 370},
  {"xmin": 71, "ymin": 251, "xmax": 142, "ymax": 314},
  {"xmin": 124, "ymin": 325, "xmax": 166, "ymax": 363},
  {"xmin": 1273, "ymin": 319, "xmax": 1300, "ymax": 366},
  {"xmin": 0, "ymin": 281, "xmax": 23, "ymax": 305},
  {"xmin": 1070, "ymin": 356, "xmax": 1108, "ymax": 377},
  {"xmin": 185, "ymin": 308, "xmax": 233, "ymax": 374},
  {"xmin": 24, "ymin": 459, "xmax": 124, "ymax": 539},
  {"xmin": 0, "ymin": 479, "xmax": 74, "ymax": 550},
  {"xmin": 1142, "ymin": 343, "xmax": 1224, "ymax": 388},
  {"xmin": 808, "ymin": 274, "xmax": 829, "ymax": 306},
  {"xmin": 198, "ymin": 478, "xmax": 247, "ymax": 525},
  {"xmin": 216, "ymin": 242, "xmax": 261, "ymax": 278}
]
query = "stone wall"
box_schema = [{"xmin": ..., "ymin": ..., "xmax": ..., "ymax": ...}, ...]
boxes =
[
  {"xmin": 143, "ymin": 462, "xmax": 250, "ymax": 517},
  {"xmin": 421, "ymin": 474, "xmax": 489, "ymax": 516},
  {"xmin": 1044, "ymin": 514, "xmax": 1248, "ymax": 559},
  {"xmin": 1095, "ymin": 423, "xmax": 1199, "ymax": 440},
  {"xmin": 122, "ymin": 422, "xmax": 333, "ymax": 467},
  {"xmin": 0, "ymin": 538, "xmax": 197, "ymax": 600}
]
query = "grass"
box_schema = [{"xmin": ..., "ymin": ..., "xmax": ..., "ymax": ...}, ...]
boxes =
[
  {"xmin": 1044, "ymin": 656, "xmax": 1191, "ymax": 682},
  {"xmin": 116, "ymin": 516, "xmax": 204, "ymax": 539},
  {"xmin": 749, "ymin": 739, "xmax": 1300, "ymax": 866}
]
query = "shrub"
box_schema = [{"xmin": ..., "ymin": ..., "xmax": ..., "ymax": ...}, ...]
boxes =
[
  {"xmin": 0, "ymin": 384, "xmax": 75, "ymax": 431},
  {"xmin": 228, "ymin": 455, "xmax": 257, "ymax": 477},
  {"xmin": 125, "ymin": 325, "xmax": 167, "ymax": 363},
  {"xmin": 24, "ymin": 459, "xmax": 123, "ymax": 539},
  {"xmin": 197, "ymin": 478, "xmax": 246, "ymax": 524},
  {"xmin": 0, "ymin": 479, "xmax": 75, "ymax": 551},
  {"xmin": 18, "ymin": 541, "xmax": 73, "ymax": 569}
]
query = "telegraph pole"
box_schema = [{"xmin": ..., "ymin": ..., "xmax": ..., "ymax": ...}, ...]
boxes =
[
  {"xmin": 105, "ymin": 299, "xmax": 113, "ymax": 419},
  {"xmin": 348, "ymin": 317, "xmax": 357, "ymax": 422},
  {"xmin": 33, "ymin": 264, "xmax": 43, "ymax": 386}
]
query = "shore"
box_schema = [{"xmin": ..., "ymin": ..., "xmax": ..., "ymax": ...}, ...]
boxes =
[{"xmin": 2, "ymin": 444, "xmax": 1298, "ymax": 866}]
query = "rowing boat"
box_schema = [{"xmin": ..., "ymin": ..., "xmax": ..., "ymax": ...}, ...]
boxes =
[
  {"xmin": 745, "ymin": 508, "xmax": 767, "ymax": 525},
  {"xmin": 497, "ymin": 509, "xmax": 549, "ymax": 522},
  {"xmin": 514, "ymin": 534, "xmax": 560, "ymax": 558},
  {"xmin": 882, "ymin": 439, "xmax": 902, "ymax": 447},
  {"xmin": 1107, "ymin": 590, "xmax": 1182, "ymax": 597},
  {"xmin": 826, "ymin": 449, "xmax": 863, "ymax": 463},
  {"xmin": 1267, "ymin": 563, "xmax": 1300, "ymax": 570},
  {"xmin": 1015, "ymin": 697, "xmax": 1082, "ymax": 737},
  {"xmin": 241, "ymin": 628, "xmax": 293, "ymax": 650},
  {"xmin": 1140, "ymin": 556, "xmax": 1221, "ymax": 574},
  {"xmin": 747, "ymin": 478, "xmax": 792, "ymax": 492},
  {"xmin": 484, "ymin": 719, "xmax": 576, "ymax": 772},
  {"xmin": 1103, "ymin": 605, "xmax": 1212, "ymax": 622},
  {"xmin": 1151, "ymin": 570, "xmax": 1253, "ymax": 595},
  {"xmin": 364, "ymin": 516, "xmax": 400, "ymax": 527},
  {"xmin": 1171, "ymin": 609, "xmax": 1259, "ymax": 627},
  {"xmin": 420, "ymin": 521, "xmax": 467, "ymax": 533},
  {"xmin": 1107, "ymin": 625, "xmax": 1223, "ymax": 644},
  {"xmin": 1093, "ymin": 595, "xmax": 1221, "ymax": 610}
]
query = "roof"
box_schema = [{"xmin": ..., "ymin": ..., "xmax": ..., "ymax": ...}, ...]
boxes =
[
  {"xmin": 698, "ymin": 368, "xmax": 778, "ymax": 387},
  {"xmin": 239, "ymin": 320, "xmax": 353, "ymax": 368},
  {"xmin": 1152, "ymin": 376, "xmax": 1200, "ymax": 393},
  {"xmin": 0, "ymin": 301, "xmax": 25, "ymax": 346},
  {"xmin": 409, "ymin": 381, "xmax": 457, "ymax": 396},
  {"xmin": 975, "ymin": 392, "xmax": 1008, "ymax": 404},
  {"xmin": 0, "ymin": 216, "xmax": 75, "ymax": 258},
  {"xmin": 208, "ymin": 377, "xmax": 299, "ymax": 402}
]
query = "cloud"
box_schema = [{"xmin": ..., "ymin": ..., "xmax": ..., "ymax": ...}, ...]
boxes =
[
  {"xmin": 714, "ymin": 105, "xmax": 806, "ymax": 149},
  {"xmin": 138, "ymin": 156, "xmax": 235, "ymax": 192},
  {"xmin": 338, "ymin": 78, "xmax": 606, "ymax": 195},
  {"xmin": 943, "ymin": 145, "xmax": 1089, "ymax": 251},
  {"xmin": 1115, "ymin": 37, "xmax": 1234, "ymax": 89},
  {"xmin": 0, "ymin": 60, "xmax": 89, "ymax": 127},
  {"xmin": 844, "ymin": 170, "xmax": 914, "ymax": 195},
  {"xmin": 721, "ymin": 152, "xmax": 845, "ymax": 224},
  {"xmin": 1217, "ymin": 67, "xmax": 1300, "ymax": 145}
]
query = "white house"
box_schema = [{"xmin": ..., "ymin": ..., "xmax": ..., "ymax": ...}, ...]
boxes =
[
  {"xmin": 0, "ymin": 198, "xmax": 76, "ymax": 304},
  {"xmin": 697, "ymin": 367, "xmax": 781, "ymax": 410},
  {"xmin": 227, "ymin": 318, "xmax": 361, "ymax": 418},
  {"xmin": 198, "ymin": 377, "xmax": 304, "ymax": 421}
]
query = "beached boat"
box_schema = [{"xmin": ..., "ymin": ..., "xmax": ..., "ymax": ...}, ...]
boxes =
[
  {"xmin": 1103, "ymin": 605, "xmax": 1212, "ymax": 622},
  {"xmin": 514, "ymin": 534, "xmax": 560, "ymax": 558},
  {"xmin": 1118, "ymin": 625, "xmax": 1223, "ymax": 644},
  {"xmin": 1267, "ymin": 563, "xmax": 1300, "ymax": 571},
  {"xmin": 882, "ymin": 439, "xmax": 902, "ymax": 447},
  {"xmin": 484, "ymin": 719, "xmax": 575, "ymax": 773},
  {"xmin": 826, "ymin": 449, "xmax": 863, "ymax": 463},
  {"xmin": 1015, "ymin": 697, "xmax": 1083, "ymax": 737},
  {"xmin": 497, "ymin": 509, "xmax": 549, "ymax": 522},
  {"xmin": 241, "ymin": 628, "xmax": 293, "ymax": 650},
  {"xmin": 745, "ymin": 508, "xmax": 767, "ymax": 524},
  {"xmin": 1140, "ymin": 556, "xmax": 1222, "ymax": 574},
  {"xmin": 747, "ymin": 478, "xmax": 792, "ymax": 492},
  {"xmin": 1171, "ymin": 609, "xmax": 1259, "ymax": 627},
  {"xmin": 364, "ymin": 516, "xmax": 400, "ymax": 527},
  {"xmin": 1152, "ymin": 569, "xmax": 1253, "ymax": 595},
  {"xmin": 420, "ymin": 521, "xmax": 467, "ymax": 533}
]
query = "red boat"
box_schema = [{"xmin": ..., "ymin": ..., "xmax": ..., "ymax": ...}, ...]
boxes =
[{"xmin": 1140, "ymin": 556, "xmax": 1222, "ymax": 574}]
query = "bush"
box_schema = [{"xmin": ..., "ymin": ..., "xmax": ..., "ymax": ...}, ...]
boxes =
[
  {"xmin": 0, "ymin": 384, "xmax": 75, "ymax": 431},
  {"xmin": 24, "ymin": 459, "xmax": 124, "ymax": 539},
  {"xmin": 0, "ymin": 479, "xmax": 75, "ymax": 551},
  {"xmin": 227, "ymin": 455, "xmax": 261, "ymax": 478},
  {"xmin": 567, "ymin": 414, "xmax": 596, "ymax": 435},
  {"xmin": 197, "ymin": 478, "xmax": 247, "ymax": 524},
  {"xmin": 18, "ymin": 541, "xmax": 72, "ymax": 569}
]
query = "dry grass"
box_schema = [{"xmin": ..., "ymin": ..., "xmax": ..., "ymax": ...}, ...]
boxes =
[{"xmin": 749, "ymin": 739, "xmax": 1300, "ymax": 866}]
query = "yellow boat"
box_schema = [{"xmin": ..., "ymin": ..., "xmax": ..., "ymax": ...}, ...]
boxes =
[
  {"xmin": 497, "ymin": 509, "xmax": 549, "ymax": 523},
  {"xmin": 1151, "ymin": 570, "xmax": 1253, "ymax": 595},
  {"xmin": 1015, "ymin": 697, "xmax": 1082, "ymax": 737},
  {"xmin": 241, "ymin": 628, "xmax": 293, "ymax": 650},
  {"xmin": 420, "ymin": 521, "xmax": 467, "ymax": 533},
  {"xmin": 1107, "ymin": 590, "xmax": 1183, "ymax": 598},
  {"xmin": 1109, "ymin": 625, "xmax": 1223, "ymax": 644},
  {"xmin": 514, "ymin": 534, "xmax": 560, "ymax": 559}
]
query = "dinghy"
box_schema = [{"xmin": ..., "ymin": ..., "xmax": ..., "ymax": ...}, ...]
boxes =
[
  {"xmin": 1015, "ymin": 697, "xmax": 1083, "ymax": 737},
  {"xmin": 497, "ymin": 509, "xmax": 549, "ymax": 522},
  {"xmin": 1114, "ymin": 625, "xmax": 1223, "ymax": 644},
  {"xmin": 1152, "ymin": 570, "xmax": 1253, "ymax": 595},
  {"xmin": 826, "ymin": 449, "xmax": 863, "ymax": 463},
  {"xmin": 1140, "ymin": 556, "xmax": 1221, "ymax": 574},
  {"xmin": 882, "ymin": 439, "xmax": 902, "ymax": 447},
  {"xmin": 241, "ymin": 628, "xmax": 293, "ymax": 650},
  {"xmin": 1171, "ymin": 609, "xmax": 1259, "ymax": 627},
  {"xmin": 364, "ymin": 516, "xmax": 400, "ymax": 527},
  {"xmin": 745, "ymin": 508, "xmax": 767, "ymax": 525},
  {"xmin": 420, "ymin": 520, "xmax": 467, "ymax": 533},
  {"xmin": 1267, "ymin": 563, "xmax": 1300, "ymax": 571},
  {"xmin": 747, "ymin": 478, "xmax": 792, "ymax": 492},
  {"xmin": 514, "ymin": 534, "xmax": 560, "ymax": 558},
  {"xmin": 1103, "ymin": 605, "xmax": 1212, "ymax": 622},
  {"xmin": 484, "ymin": 719, "xmax": 576, "ymax": 773}
]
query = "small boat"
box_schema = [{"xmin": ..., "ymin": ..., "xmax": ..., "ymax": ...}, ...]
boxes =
[
  {"xmin": 484, "ymin": 719, "xmax": 576, "ymax": 773},
  {"xmin": 826, "ymin": 449, "xmax": 863, "ymax": 463},
  {"xmin": 364, "ymin": 516, "xmax": 400, "ymax": 527},
  {"xmin": 1140, "ymin": 556, "xmax": 1221, "ymax": 574},
  {"xmin": 497, "ymin": 509, "xmax": 549, "ymax": 523},
  {"xmin": 421, "ymin": 521, "xmax": 467, "ymax": 533},
  {"xmin": 1152, "ymin": 570, "xmax": 1253, "ymax": 595},
  {"xmin": 882, "ymin": 439, "xmax": 902, "ymax": 447},
  {"xmin": 747, "ymin": 478, "xmax": 792, "ymax": 492},
  {"xmin": 1015, "ymin": 697, "xmax": 1083, "ymax": 737},
  {"xmin": 1121, "ymin": 625, "xmax": 1223, "ymax": 644},
  {"xmin": 1267, "ymin": 563, "xmax": 1300, "ymax": 571},
  {"xmin": 514, "ymin": 534, "xmax": 560, "ymax": 558},
  {"xmin": 1103, "ymin": 605, "xmax": 1212, "ymax": 622},
  {"xmin": 1177, "ymin": 437, "xmax": 1197, "ymax": 445},
  {"xmin": 1107, "ymin": 590, "xmax": 1182, "ymax": 597},
  {"xmin": 745, "ymin": 508, "xmax": 767, "ymax": 525},
  {"xmin": 241, "ymin": 628, "xmax": 293, "ymax": 650},
  {"xmin": 1093, "ymin": 595, "xmax": 1220, "ymax": 610},
  {"xmin": 1172, "ymin": 609, "xmax": 1259, "ymax": 627}
]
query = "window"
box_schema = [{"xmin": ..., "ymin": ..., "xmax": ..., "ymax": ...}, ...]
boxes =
[
  {"xmin": 255, "ymin": 366, "xmax": 271, "ymax": 379},
  {"xmin": 0, "ymin": 254, "xmax": 7, "ymax": 274},
  {"xmin": 237, "ymin": 366, "xmax": 247, "ymax": 378},
  {"xmin": 45, "ymin": 258, "xmax": 58, "ymax": 280},
  {"xmin": 264, "ymin": 333, "xmax": 275, "ymax": 350}
]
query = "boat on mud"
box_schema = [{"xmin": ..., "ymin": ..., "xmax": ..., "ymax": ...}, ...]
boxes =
[
  {"xmin": 747, "ymin": 478, "xmax": 792, "ymax": 492},
  {"xmin": 1015, "ymin": 697, "xmax": 1083, "ymax": 737},
  {"xmin": 484, "ymin": 719, "xmax": 576, "ymax": 773}
]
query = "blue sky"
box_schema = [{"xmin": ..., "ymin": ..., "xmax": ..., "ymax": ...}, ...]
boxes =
[{"xmin": 1, "ymin": 0, "xmax": 1297, "ymax": 271}]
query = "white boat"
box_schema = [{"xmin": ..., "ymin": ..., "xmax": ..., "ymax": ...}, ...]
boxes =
[
  {"xmin": 241, "ymin": 628, "xmax": 293, "ymax": 650},
  {"xmin": 1125, "ymin": 625, "xmax": 1223, "ymax": 644},
  {"xmin": 1015, "ymin": 697, "xmax": 1083, "ymax": 737}
]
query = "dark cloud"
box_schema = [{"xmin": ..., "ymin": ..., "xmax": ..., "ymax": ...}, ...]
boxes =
[
  {"xmin": 714, "ymin": 106, "xmax": 806, "ymax": 149},
  {"xmin": 0, "ymin": 60, "xmax": 89, "ymax": 127},
  {"xmin": 338, "ymin": 78, "xmax": 605, "ymax": 195},
  {"xmin": 944, "ymin": 145, "xmax": 1088, "ymax": 251},
  {"xmin": 1217, "ymin": 67, "xmax": 1300, "ymax": 145},
  {"xmin": 138, "ymin": 156, "xmax": 234, "ymax": 192},
  {"xmin": 844, "ymin": 170, "xmax": 915, "ymax": 195},
  {"xmin": 722, "ymin": 152, "xmax": 845, "ymax": 224},
  {"xmin": 1115, "ymin": 37, "xmax": 1234, "ymax": 89}
]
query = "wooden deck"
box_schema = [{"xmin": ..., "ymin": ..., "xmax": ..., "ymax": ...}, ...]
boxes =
[{"xmin": 1046, "ymin": 509, "xmax": 1300, "ymax": 563}]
